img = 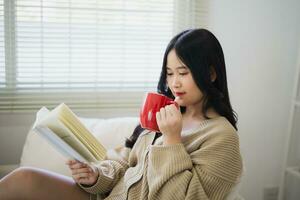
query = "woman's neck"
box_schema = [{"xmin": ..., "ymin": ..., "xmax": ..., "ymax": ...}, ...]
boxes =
[
  {"xmin": 181, "ymin": 107, "xmax": 220, "ymax": 132},
  {"xmin": 182, "ymin": 106, "xmax": 220, "ymax": 123}
]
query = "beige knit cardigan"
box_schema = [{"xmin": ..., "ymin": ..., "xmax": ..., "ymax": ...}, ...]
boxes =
[{"xmin": 80, "ymin": 116, "xmax": 243, "ymax": 200}]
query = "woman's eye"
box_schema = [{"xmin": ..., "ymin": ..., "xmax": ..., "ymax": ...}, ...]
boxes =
[{"xmin": 167, "ymin": 72, "xmax": 188, "ymax": 76}]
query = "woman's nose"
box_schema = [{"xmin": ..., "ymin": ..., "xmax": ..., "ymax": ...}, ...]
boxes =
[{"xmin": 172, "ymin": 76, "xmax": 181, "ymax": 88}]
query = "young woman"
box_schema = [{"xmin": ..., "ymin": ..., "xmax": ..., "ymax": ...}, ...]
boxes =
[{"xmin": 0, "ymin": 28, "xmax": 242, "ymax": 200}]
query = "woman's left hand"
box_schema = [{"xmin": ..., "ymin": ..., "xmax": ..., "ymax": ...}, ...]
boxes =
[
  {"xmin": 156, "ymin": 104, "xmax": 183, "ymax": 145},
  {"xmin": 66, "ymin": 160, "xmax": 99, "ymax": 186}
]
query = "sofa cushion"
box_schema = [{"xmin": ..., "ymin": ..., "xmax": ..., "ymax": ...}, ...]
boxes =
[{"xmin": 20, "ymin": 116, "xmax": 139, "ymax": 176}]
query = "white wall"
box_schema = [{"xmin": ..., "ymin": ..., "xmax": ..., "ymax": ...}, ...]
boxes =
[{"xmin": 208, "ymin": 0, "xmax": 300, "ymax": 200}]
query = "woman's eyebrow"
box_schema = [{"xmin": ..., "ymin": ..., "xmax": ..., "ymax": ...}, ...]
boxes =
[{"xmin": 166, "ymin": 66, "xmax": 187, "ymax": 70}]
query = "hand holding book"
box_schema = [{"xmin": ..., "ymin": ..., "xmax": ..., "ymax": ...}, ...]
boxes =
[{"xmin": 66, "ymin": 159, "xmax": 99, "ymax": 186}]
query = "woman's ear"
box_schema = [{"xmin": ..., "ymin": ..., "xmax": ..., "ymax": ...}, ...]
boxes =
[{"xmin": 210, "ymin": 67, "xmax": 217, "ymax": 82}]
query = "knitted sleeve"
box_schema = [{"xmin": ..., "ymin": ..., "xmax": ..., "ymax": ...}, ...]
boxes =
[
  {"xmin": 147, "ymin": 131, "xmax": 243, "ymax": 200},
  {"xmin": 78, "ymin": 145, "xmax": 131, "ymax": 195}
]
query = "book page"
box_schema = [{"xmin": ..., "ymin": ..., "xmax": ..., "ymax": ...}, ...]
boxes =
[
  {"xmin": 58, "ymin": 104, "xmax": 107, "ymax": 160},
  {"xmin": 32, "ymin": 107, "xmax": 50, "ymax": 129},
  {"xmin": 34, "ymin": 126, "xmax": 88, "ymax": 163},
  {"xmin": 36, "ymin": 110, "xmax": 97, "ymax": 162}
]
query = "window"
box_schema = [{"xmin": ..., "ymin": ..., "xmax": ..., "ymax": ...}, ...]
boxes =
[
  {"xmin": 0, "ymin": 0, "xmax": 209, "ymax": 112},
  {"xmin": 0, "ymin": 1, "xmax": 4, "ymax": 90}
]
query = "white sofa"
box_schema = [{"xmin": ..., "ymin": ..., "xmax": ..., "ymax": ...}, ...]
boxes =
[{"xmin": 1, "ymin": 115, "xmax": 244, "ymax": 200}]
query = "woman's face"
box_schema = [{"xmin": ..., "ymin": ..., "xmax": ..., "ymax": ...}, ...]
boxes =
[{"xmin": 166, "ymin": 49, "xmax": 204, "ymax": 107}]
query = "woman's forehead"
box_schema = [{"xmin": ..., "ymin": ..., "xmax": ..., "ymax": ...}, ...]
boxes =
[{"xmin": 167, "ymin": 49, "xmax": 187, "ymax": 70}]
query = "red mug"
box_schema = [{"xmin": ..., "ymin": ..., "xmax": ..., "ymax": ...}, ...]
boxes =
[{"xmin": 140, "ymin": 92, "xmax": 178, "ymax": 132}]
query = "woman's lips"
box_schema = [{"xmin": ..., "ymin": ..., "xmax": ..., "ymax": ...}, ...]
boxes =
[{"xmin": 175, "ymin": 92, "xmax": 185, "ymax": 96}]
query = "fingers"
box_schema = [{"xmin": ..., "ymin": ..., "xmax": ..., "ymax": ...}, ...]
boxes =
[
  {"xmin": 72, "ymin": 172, "xmax": 91, "ymax": 180},
  {"xmin": 71, "ymin": 162, "xmax": 88, "ymax": 170},
  {"xmin": 66, "ymin": 160, "xmax": 87, "ymax": 169},
  {"xmin": 71, "ymin": 167, "xmax": 93, "ymax": 175},
  {"xmin": 65, "ymin": 159, "xmax": 74, "ymax": 165},
  {"xmin": 156, "ymin": 105, "xmax": 177, "ymax": 128},
  {"xmin": 173, "ymin": 98, "xmax": 179, "ymax": 109},
  {"xmin": 66, "ymin": 160, "xmax": 92, "ymax": 176},
  {"xmin": 157, "ymin": 105, "xmax": 177, "ymax": 119},
  {"xmin": 156, "ymin": 111, "xmax": 161, "ymax": 130},
  {"xmin": 159, "ymin": 107, "xmax": 166, "ymax": 118},
  {"xmin": 165, "ymin": 105, "xmax": 176, "ymax": 116},
  {"xmin": 66, "ymin": 159, "xmax": 84, "ymax": 166},
  {"xmin": 66, "ymin": 159, "xmax": 98, "ymax": 185}
]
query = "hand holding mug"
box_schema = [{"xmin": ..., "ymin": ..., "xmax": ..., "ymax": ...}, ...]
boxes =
[
  {"xmin": 156, "ymin": 98, "xmax": 183, "ymax": 145},
  {"xmin": 140, "ymin": 92, "xmax": 179, "ymax": 132}
]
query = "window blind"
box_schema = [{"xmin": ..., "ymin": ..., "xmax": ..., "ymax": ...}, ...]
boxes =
[
  {"xmin": 0, "ymin": 1, "xmax": 4, "ymax": 90},
  {"xmin": 0, "ymin": 0, "xmax": 209, "ymax": 112}
]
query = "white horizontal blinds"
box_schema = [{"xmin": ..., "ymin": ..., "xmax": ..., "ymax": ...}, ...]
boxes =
[
  {"xmin": 1, "ymin": 0, "xmax": 174, "ymax": 111},
  {"xmin": 0, "ymin": 0, "xmax": 4, "ymax": 89},
  {"xmin": 189, "ymin": 0, "xmax": 209, "ymax": 29},
  {"xmin": 15, "ymin": 0, "xmax": 173, "ymax": 92},
  {"xmin": 0, "ymin": 0, "xmax": 209, "ymax": 112},
  {"xmin": 173, "ymin": 0, "xmax": 209, "ymax": 34}
]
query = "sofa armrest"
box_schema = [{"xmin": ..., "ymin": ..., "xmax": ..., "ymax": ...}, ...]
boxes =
[{"xmin": 0, "ymin": 164, "xmax": 19, "ymax": 179}]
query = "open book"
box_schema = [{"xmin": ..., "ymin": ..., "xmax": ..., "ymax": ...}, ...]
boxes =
[{"xmin": 32, "ymin": 103, "xmax": 106, "ymax": 163}]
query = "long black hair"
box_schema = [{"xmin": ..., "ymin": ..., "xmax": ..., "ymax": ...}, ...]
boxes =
[{"xmin": 125, "ymin": 28, "xmax": 238, "ymax": 149}]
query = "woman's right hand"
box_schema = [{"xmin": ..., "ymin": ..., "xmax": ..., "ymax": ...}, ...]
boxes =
[{"xmin": 66, "ymin": 159, "xmax": 99, "ymax": 186}]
